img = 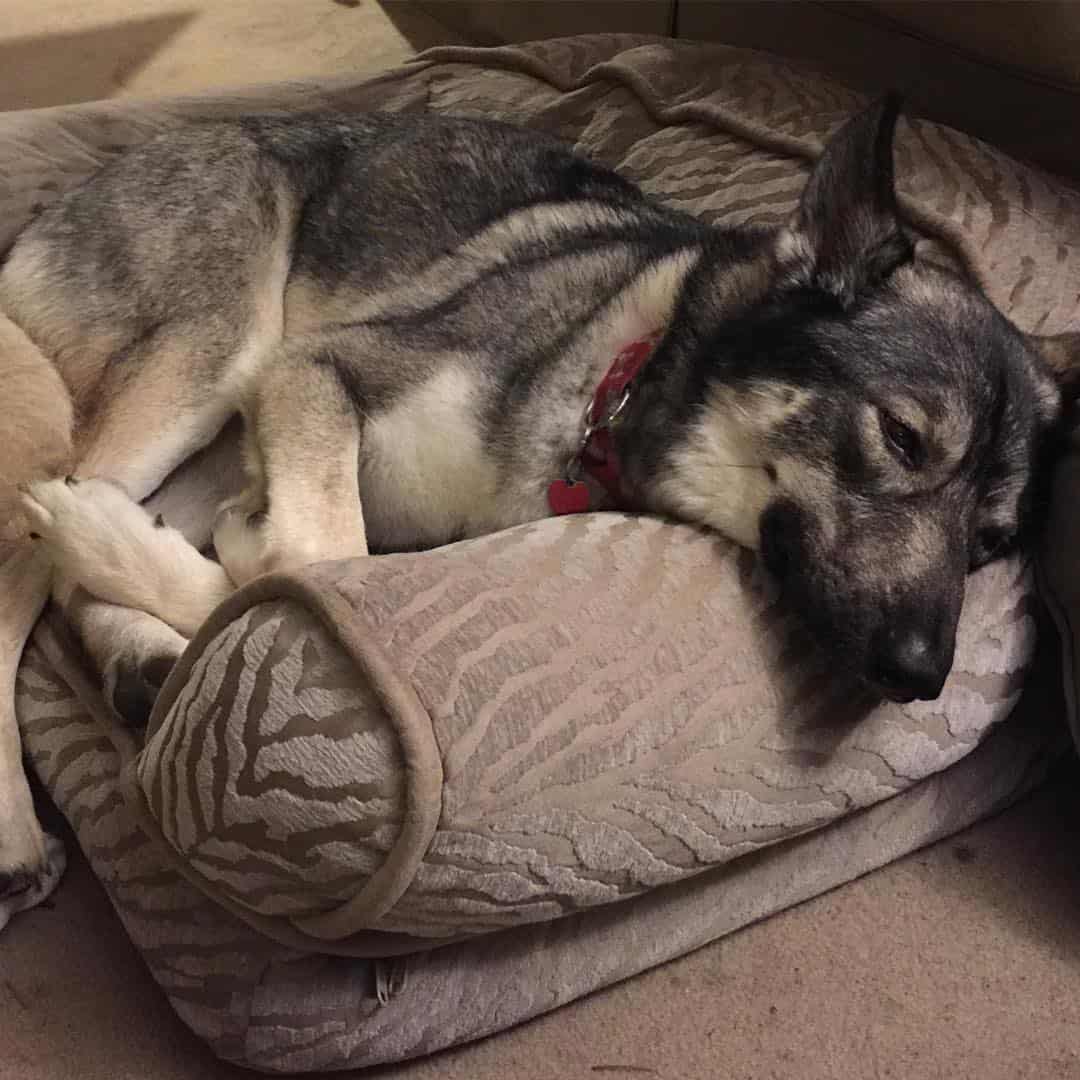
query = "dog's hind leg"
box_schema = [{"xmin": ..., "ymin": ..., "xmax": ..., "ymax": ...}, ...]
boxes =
[
  {"xmin": 1, "ymin": 340, "xmax": 254, "ymax": 921},
  {"xmin": 2, "ymin": 396, "xmax": 231, "ymax": 920}
]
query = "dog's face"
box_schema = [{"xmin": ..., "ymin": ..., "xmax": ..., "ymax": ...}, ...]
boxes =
[
  {"xmin": 661, "ymin": 96, "xmax": 1077, "ymax": 702},
  {"xmin": 743, "ymin": 267, "xmax": 1063, "ymax": 703}
]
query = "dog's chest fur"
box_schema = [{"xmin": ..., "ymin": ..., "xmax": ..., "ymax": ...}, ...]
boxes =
[
  {"xmin": 359, "ymin": 367, "xmax": 500, "ymax": 549},
  {"xmin": 351, "ymin": 250, "xmax": 702, "ymax": 551}
]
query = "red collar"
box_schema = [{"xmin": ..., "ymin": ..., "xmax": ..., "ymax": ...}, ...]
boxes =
[{"xmin": 548, "ymin": 333, "xmax": 660, "ymax": 515}]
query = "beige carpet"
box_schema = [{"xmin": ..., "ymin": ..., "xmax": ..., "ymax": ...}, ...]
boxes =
[
  {"xmin": 3, "ymin": 5, "xmax": 1080, "ymax": 1078},
  {"xmin": 0, "ymin": 0, "xmax": 462, "ymax": 113}
]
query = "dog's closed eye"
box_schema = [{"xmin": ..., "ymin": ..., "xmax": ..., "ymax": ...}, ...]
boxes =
[{"xmin": 879, "ymin": 409, "xmax": 926, "ymax": 470}]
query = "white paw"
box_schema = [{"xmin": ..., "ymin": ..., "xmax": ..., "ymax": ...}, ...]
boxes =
[
  {"xmin": 20, "ymin": 477, "xmax": 231, "ymax": 636},
  {"xmin": 20, "ymin": 476, "xmax": 182, "ymax": 606}
]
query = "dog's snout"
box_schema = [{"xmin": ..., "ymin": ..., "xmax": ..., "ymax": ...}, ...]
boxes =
[{"xmin": 870, "ymin": 624, "xmax": 951, "ymax": 702}]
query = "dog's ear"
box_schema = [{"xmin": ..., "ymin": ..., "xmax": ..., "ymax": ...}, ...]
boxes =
[
  {"xmin": 1029, "ymin": 331, "xmax": 1080, "ymax": 405},
  {"xmin": 786, "ymin": 93, "xmax": 914, "ymax": 307}
]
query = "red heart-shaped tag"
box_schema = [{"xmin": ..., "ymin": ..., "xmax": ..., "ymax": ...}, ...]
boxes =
[{"xmin": 547, "ymin": 479, "xmax": 590, "ymax": 515}]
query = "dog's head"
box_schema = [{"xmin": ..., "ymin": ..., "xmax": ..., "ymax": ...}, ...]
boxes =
[{"xmin": 656, "ymin": 95, "xmax": 1080, "ymax": 702}]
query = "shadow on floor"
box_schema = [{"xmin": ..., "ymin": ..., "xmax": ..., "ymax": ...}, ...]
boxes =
[
  {"xmin": 0, "ymin": 13, "xmax": 196, "ymax": 112},
  {"xmin": 914, "ymin": 754, "xmax": 1080, "ymax": 957}
]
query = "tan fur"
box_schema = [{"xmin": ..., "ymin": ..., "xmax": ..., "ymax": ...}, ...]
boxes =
[
  {"xmin": 0, "ymin": 318, "xmax": 73, "ymax": 918},
  {"xmin": 0, "ymin": 316, "xmax": 75, "ymax": 540},
  {"xmin": 215, "ymin": 344, "xmax": 371, "ymax": 584},
  {"xmin": 658, "ymin": 382, "xmax": 813, "ymax": 549}
]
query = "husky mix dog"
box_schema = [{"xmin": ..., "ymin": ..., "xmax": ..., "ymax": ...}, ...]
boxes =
[{"xmin": 0, "ymin": 96, "xmax": 1076, "ymax": 922}]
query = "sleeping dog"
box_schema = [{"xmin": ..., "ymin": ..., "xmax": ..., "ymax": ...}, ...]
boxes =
[{"xmin": 0, "ymin": 95, "xmax": 1076, "ymax": 922}]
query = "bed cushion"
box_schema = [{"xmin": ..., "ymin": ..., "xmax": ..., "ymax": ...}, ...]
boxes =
[
  {"xmin": 130, "ymin": 518, "xmax": 1038, "ymax": 952},
  {"xmin": 11, "ymin": 34, "xmax": 1076, "ymax": 1072}
]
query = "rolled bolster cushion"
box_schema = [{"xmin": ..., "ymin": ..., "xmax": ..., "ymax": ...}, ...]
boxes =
[{"xmin": 128, "ymin": 512, "xmax": 1036, "ymax": 954}]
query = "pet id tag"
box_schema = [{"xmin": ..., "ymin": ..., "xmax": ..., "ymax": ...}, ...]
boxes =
[{"xmin": 547, "ymin": 478, "xmax": 590, "ymax": 515}]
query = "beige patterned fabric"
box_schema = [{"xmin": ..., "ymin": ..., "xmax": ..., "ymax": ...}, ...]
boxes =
[
  {"xmin": 134, "ymin": 519, "xmax": 1037, "ymax": 951},
  {"xmin": 8, "ymin": 34, "xmax": 1075, "ymax": 1072}
]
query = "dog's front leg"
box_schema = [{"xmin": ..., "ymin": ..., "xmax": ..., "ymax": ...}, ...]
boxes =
[{"xmin": 213, "ymin": 351, "xmax": 368, "ymax": 586}]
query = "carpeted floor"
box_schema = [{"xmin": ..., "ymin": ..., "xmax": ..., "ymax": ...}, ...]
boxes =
[
  {"xmin": 0, "ymin": 0, "xmax": 462, "ymax": 113},
  {"xmin": 3, "ymin": 5, "xmax": 1080, "ymax": 1078}
]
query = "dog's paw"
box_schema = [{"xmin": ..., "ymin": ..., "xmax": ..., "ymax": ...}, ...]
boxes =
[
  {"xmin": 212, "ymin": 503, "xmax": 367, "ymax": 587},
  {"xmin": 20, "ymin": 477, "xmax": 230, "ymax": 635},
  {"xmin": 19, "ymin": 476, "xmax": 166, "ymax": 596},
  {"xmin": 0, "ymin": 817, "xmax": 65, "ymax": 933}
]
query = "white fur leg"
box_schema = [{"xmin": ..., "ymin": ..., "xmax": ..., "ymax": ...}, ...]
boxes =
[
  {"xmin": 20, "ymin": 477, "xmax": 233, "ymax": 637},
  {"xmin": 63, "ymin": 588, "xmax": 188, "ymax": 727}
]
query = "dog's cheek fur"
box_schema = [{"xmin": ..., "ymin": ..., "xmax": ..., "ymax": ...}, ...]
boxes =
[{"xmin": 654, "ymin": 381, "xmax": 815, "ymax": 549}]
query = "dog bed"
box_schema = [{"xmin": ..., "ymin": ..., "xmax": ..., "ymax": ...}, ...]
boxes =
[{"xmin": 9, "ymin": 35, "xmax": 1078, "ymax": 1072}]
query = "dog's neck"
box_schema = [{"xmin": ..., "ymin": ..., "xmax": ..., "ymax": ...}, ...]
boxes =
[
  {"xmin": 601, "ymin": 233, "xmax": 782, "ymax": 545},
  {"xmin": 551, "ymin": 248, "xmax": 703, "ymax": 514}
]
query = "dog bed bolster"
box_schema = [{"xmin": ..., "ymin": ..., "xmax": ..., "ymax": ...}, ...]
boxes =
[{"xmin": 128, "ymin": 513, "xmax": 1035, "ymax": 953}]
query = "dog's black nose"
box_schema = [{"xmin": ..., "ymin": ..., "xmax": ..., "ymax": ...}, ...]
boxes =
[{"xmin": 870, "ymin": 626, "xmax": 950, "ymax": 702}]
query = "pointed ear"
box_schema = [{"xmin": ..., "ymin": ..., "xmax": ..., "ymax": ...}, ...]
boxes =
[
  {"xmin": 1030, "ymin": 331, "xmax": 1080, "ymax": 404},
  {"xmin": 788, "ymin": 93, "xmax": 914, "ymax": 306}
]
